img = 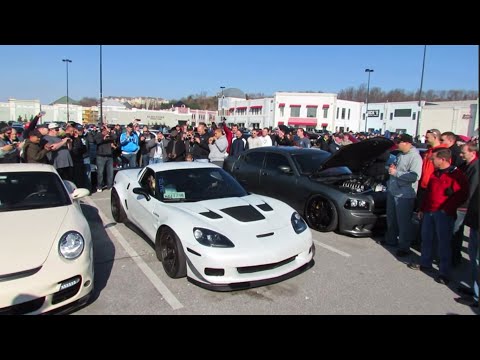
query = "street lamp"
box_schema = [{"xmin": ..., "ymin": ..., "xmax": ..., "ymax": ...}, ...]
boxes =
[
  {"xmin": 220, "ymin": 86, "xmax": 225, "ymax": 120},
  {"xmin": 364, "ymin": 68, "xmax": 374, "ymax": 133},
  {"xmin": 100, "ymin": 45, "xmax": 103, "ymax": 126},
  {"xmin": 62, "ymin": 58, "xmax": 72, "ymax": 122},
  {"xmin": 414, "ymin": 45, "xmax": 427, "ymax": 138}
]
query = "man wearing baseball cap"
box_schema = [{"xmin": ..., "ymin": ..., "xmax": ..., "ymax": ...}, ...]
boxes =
[
  {"xmin": 23, "ymin": 129, "xmax": 52, "ymax": 163},
  {"xmin": 384, "ymin": 133, "xmax": 423, "ymax": 257}
]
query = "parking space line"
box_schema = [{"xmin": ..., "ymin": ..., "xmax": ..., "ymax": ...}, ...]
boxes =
[
  {"xmin": 83, "ymin": 197, "xmax": 184, "ymax": 310},
  {"xmin": 313, "ymin": 239, "xmax": 351, "ymax": 258}
]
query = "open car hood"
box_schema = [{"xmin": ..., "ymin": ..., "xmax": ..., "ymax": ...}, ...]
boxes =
[{"xmin": 321, "ymin": 137, "xmax": 394, "ymax": 172}]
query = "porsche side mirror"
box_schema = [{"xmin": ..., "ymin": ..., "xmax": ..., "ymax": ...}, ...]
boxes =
[
  {"xmin": 278, "ymin": 165, "xmax": 293, "ymax": 174},
  {"xmin": 133, "ymin": 187, "xmax": 151, "ymax": 201},
  {"xmin": 72, "ymin": 188, "xmax": 90, "ymax": 200}
]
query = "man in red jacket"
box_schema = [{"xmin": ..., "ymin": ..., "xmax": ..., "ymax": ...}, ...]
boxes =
[{"xmin": 408, "ymin": 148, "xmax": 469, "ymax": 285}]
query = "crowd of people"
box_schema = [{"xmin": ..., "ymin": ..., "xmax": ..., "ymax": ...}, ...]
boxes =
[
  {"xmin": 1, "ymin": 115, "xmax": 478, "ymax": 309},
  {"xmin": 381, "ymin": 129, "xmax": 478, "ymax": 309}
]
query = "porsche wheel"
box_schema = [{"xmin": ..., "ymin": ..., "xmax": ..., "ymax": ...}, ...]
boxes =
[
  {"xmin": 111, "ymin": 188, "xmax": 127, "ymax": 223},
  {"xmin": 158, "ymin": 228, "xmax": 187, "ymax": 278},
  {"xmin": 305, "ymin": 196, "xmax": 338, "ymax": 232}
]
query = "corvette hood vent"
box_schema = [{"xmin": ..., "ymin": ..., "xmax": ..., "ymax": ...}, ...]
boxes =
[
  {"xmin": 220, "ymin": 205, "xmax": 266, "ymax": 222},
  {"xmin": 256, "ymin": 202, "xmax": 273, "ymax": 212},
  {"xmin": 199, "ymin": 210, "xmax": 223, "ymax": 219}
]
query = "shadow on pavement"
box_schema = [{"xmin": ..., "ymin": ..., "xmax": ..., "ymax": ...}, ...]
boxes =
[{"xmin": 75, "ymin": 203, "xmax": 116, "ymax": 311}]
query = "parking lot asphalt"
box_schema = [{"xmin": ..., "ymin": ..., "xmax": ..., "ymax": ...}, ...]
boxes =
[{"xmin": 74, "ymin": 191, "xmax": 478, "ymax": 315}]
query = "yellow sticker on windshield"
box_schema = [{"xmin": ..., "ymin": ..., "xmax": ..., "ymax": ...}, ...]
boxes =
[{"xmin": 164, "ymin": 192, "xmax": 186, "ymax": 199}]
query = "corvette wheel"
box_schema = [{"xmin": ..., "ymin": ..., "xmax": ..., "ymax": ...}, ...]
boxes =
[
  {"xmin": 159, "ymin": 228, "xmax": 187, "ymax": 278},
  {"xmin": 111, "ymin": 188, "xmax": 127, "ymax": 223},
  {"xmin": 305, "ymin": 196, "xmax": 338, "ymax": 232}
]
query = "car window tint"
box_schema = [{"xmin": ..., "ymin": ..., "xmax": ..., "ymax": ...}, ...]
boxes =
[
  {"xmin": 244, "ymin": 152, "xmax": 264, "ymax": 167},
  {"xmin": 292, "ymin": 152, "xmax": 331, "ymax": 175},
  {"xmin": 139, "ymin": 168, "xmax": 157, "ymax": 198},
  {"xmin": 265, "ymin": 153, "xmax": 290, "ymax": 172},
  {"xmin": 0, "ymin": 171, "xmax": 71, "ymax": 212},
  {"xmin": 157, "ymin": 168, "xmax": 248, "ymax": 202}
]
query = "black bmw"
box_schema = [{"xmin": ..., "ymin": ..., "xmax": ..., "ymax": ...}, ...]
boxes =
[{"xmin": 224, "ymin": 137, "xmax": 394, "ymax": 237}]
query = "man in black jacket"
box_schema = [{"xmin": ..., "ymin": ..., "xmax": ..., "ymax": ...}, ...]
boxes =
[{"xmin": 94, "ymin": 126, "xmax": 115, "ymax": 192}]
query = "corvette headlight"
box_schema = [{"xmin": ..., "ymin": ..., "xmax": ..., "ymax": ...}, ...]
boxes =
[
  {"xmin": 344, "ymin": 199, "xmax": 370, "ymax": 210},
  {"xmin": 58, "ymin": 231, "xmax": 85, "ymax": 259},
  {"xmin": 193, "ymin": 228, "xmax": 234, "ymax": 248},
  {"xmin": 291, "ymin": 212, "xmax": 307, "ymax": 234}
]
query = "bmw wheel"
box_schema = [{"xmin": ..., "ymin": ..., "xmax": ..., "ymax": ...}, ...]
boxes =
[
  {"xmin": 158, "ymin": 228, "xmax": 187, "ymax": 278},
  {"xmin": 305, "ymin": 196, "xmax": 338, "ymax": 232}
]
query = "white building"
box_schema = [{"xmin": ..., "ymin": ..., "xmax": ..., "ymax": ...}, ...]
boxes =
[
  {"xmin": 419, "ymin": 100, "xmax": 478, "ymax": 137},
  {"xmin": 334, "ymin": 99, "xmax": 363, "ymax": 133},
  {"xmin": 0, "ymin": 98, "xmax": 83, "ymax": 124},
  {"xmin": 273, "ymin": 92, "xmax": 337, "ymax": 131},
  {"xmin": 360, "ymin": 101, "xmax": 422, "ymax": 135},
  {"xmin": 219, "ymin": 89, "xmax": 340, "ymax": 132}
]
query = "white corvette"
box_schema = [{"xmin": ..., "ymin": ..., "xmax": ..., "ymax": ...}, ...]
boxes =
[
  {"xmin": 111, "ymin": 162, "xmax": 314, "ymax": 291},
  {"xmin": 0, "ymin": 164, "xmax": 93, "ymax": 314}
]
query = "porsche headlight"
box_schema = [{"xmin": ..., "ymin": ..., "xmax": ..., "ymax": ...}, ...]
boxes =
[
  {"xmin": 193, "ymin": 228, "xmax": 234, "ymax": 248},
  {"xmin": 58, "ymin": 231, "xmax": 85, "ymax": 259},
  {"xmin": 291, "ymin": 212, "xmax": 308, "ymax": 234}
]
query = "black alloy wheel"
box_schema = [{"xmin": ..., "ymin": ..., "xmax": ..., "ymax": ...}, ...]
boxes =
[
  {"xmin": 305, "ymin": 196, "xmax": 338, "ymax": 232},
  {"xmin": 158, "ymin": 228, "xmax": 187, "ymax": 278}
]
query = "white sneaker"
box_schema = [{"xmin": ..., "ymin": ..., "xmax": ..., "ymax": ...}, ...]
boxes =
[{"xmin": 97, "ymin": 188, "xmax": 103, "ymax": 193}]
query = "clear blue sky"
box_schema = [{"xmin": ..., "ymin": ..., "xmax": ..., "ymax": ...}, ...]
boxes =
[{"xmin": 0, "ymin": 45, "xmax": 477, "ymax": 104}]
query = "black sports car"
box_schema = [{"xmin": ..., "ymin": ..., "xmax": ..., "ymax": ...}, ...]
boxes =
[{"xmin": 224, "ymin": 138, "xmax": 394, "ymax": 237}]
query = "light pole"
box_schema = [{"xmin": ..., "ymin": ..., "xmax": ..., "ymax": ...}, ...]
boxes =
[
  {"xmin": 100, "ymin": 45, "xmax": 103, "ymax": 126},
  {"xmin": 62, "ymin": 58, "xmax": 72, "ymax": 122},
  {"xmin": 220, "ymin": 86, "xmax": 225, "ymax": 120},
  {"xmin": 415, "ymin": 45, "xmax": 427, "ymax": 138},
  {"xmin": 364, "ymin": 68, "xmax": 374, "ymax": 133}
]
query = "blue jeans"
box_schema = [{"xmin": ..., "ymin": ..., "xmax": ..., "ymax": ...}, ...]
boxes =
[
  {"xmin": 149, "ymin": 158, "xmax": 164, "ymax": 164},
  {"xmin": 421, "ymin": 211, "xmax": 454, "ymax": 278},
  {"xmin": 467, "ymin": 228, "xmax": 479, "ymax": 302},
  {"xmin": 385, "ymin": 193, "xmax": 415, "ymax": 251},
  {"xmin": 122, "ymin": 153, "xmax": 137, "ymax": 168},
  {"xmin": 96, "ymin": 156, "xmax": 113, "ymax": 190},
  {"xmin": 141, "ymin": 154, "xmax": 150, "ymax": 167}
]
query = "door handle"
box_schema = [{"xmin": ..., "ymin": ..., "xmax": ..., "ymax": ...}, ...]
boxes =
[{"xmin": 153, "ymin": 212, "xmax": 159, "ymax": 217}]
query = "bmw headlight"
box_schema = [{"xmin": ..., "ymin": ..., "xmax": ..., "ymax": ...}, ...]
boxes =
[
  {"xmin": 58, "ymin": 231, "xmax": 85, "ymax": 259},
  {"xmin": 344, "ymin": 199, "xmax": 370, "ymax": 210},
  {"xmin": 193, "ymin": 228, "xmax": 234, "ymax": 248},
  {"xmin": 291, "ymin": 212, "xmax": 308, "ymax": 234}
]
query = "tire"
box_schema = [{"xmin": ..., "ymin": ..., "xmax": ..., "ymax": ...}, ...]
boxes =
[
  {"xmin": 157, "ymin": 228, "xmax": 187, "ymax": 278},
  {"xmin": 305, "ymin": 196, "xmax": 338, "ymax": 232},
  {"xmin": 111, "ymin": 188, "xmax": 127, "ymax": 223}
]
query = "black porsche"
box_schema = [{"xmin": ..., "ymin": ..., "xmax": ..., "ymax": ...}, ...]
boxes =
[{"xmin": 224, "ymin": 137, "xmax": 394, "ymax": 237}]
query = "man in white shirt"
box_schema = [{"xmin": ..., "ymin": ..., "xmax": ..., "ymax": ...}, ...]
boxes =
[
  {"xmin": 260, "ymin": 128, "xmax": 273, "ymax": 147},
  {"xmin": 247, "ymin": 129, "xmax": 263, "ymax": 149}
]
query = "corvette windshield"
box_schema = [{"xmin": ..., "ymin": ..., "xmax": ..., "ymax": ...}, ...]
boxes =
[
  {"xmin": 0, "ymin": 172, "xmax": 71, "ymax": 212},
  {"xmin": 156, "ymin": 168, "xmax": 248, "ymax": 202}
]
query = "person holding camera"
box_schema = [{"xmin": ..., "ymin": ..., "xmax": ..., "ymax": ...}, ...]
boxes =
[
  {"xmin": 43, "ymin": 123, "xmax": 74, "ymax": 180},
  {"xmin": 147, "ymin": 131, "xmax": 169, "ymax": 164},
  {"xmin": 119, "ymin": 123, "xmax": 140, "ymax": 167},
  {"xmin": 165, "ymin": 130, "xmax": 185, "ymax": 162},
  {"xmin": 208, "ymin": 128, "xmax": 228, "ymax": 167},
  {"xmin": 0, "ymin": 123, "xmax": 21, "ymax": 163},
  {"xmin": 191, "ymin": 123, "xmax": 210, "ymax": 163}
]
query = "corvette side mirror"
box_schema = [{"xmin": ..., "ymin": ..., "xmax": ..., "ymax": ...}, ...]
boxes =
[{"xmin": 133, "ymin": 187, "xmax": 151, "ymax": 201}]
